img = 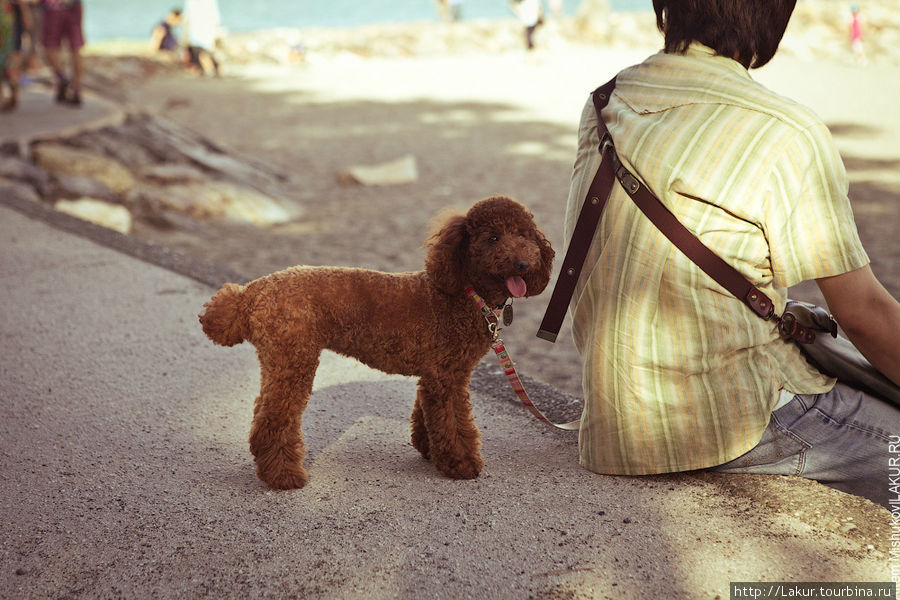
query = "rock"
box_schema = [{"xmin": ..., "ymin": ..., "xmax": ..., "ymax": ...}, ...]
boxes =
[
  {"xmin": 0, "ymin": 177, "xmax": 42, "ymax": 204},
  {"xmin": 32, "ymin": 143, "xmax": 136, "ymax": 195},
  {"xmin": 339, "ymin": 154, "xmax": 419, "ymax": 186},
  {"xmin": 129, "ymin": 181, "xmax": 299, "ymax": 226},
  {"xmin": 54, "ymin": 198, "xmax": 133, "ymax": 234},
  {"xmin": 574, "ymin": 0, "xmax": 611, "ymax": 25},
  {"xmin": 219, "ymin": 20, "xmax": 571, "ymax": 62},
  {"xmin": 140, "ymin": 209, "xmax": 215, "ymax": 235},
  {"xmin": 140, "ymin": 116, "xmax": 288, "ymax": 194},
  {"xmin": 0, "ymin": 155, "xmax": 50, "ymax": 191},
  {"xmin": 841, "ymin": 521, "xmax": 859, "ymax": 533},
  {"xmin": 53, "ymin": 174, "xmax": 118, "ymax": 202},
  {"xmin": 138, "ymin": 163, "xmax": 208, "ymax": 184},
  {"xmin": 71, "ymin": 126, "xmax": 159, "ymax": 168}
]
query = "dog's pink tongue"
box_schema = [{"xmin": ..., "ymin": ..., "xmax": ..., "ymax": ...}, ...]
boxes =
[{"xmin": 506, "ymin": 275, "xmax": 527, "ymax": 298}]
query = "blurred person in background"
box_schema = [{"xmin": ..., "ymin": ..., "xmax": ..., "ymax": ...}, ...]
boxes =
[
  {"xmin": 0, "ymin": 0, "xmax": 32, "ymax": 111},
  {"xmin": 448, "ymin": 0, "xmax": 463, "ymax": 21},
  {"xmin": 510, "ymin": 0, "xmax": 544, "ymax": 51},
  {"xmin": 549, "ymin": 0, "xmax": 563, "ymax": 17},
  {"xmin": 150, "ymin": 7, "xmax": 182, "ymax": 59},
  {"xmin": 435, "ymin": 0, "xmax": 449, "ymax": 22},
  {"xmin": 41, "ymin": 0, "xmax": 83, "ymax": 106},
  {"xmin": 848, "ymin": 3, "xmax": 867, "ymax": 64},
  {"xmin": 20, "ymin": 0, "xmax": 42, "ymax": 76},
  {"xmin": 183, "ymin": 0, "xmax": 220, "ymax": 77}
]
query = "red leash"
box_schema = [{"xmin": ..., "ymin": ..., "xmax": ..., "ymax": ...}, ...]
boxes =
[{"xmin": 466, "ymin": 287, "xmax": 580, "ymax": 431}]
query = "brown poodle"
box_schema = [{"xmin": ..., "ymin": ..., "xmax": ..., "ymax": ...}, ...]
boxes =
[{"xmin": 199, "ymin": 196, "xmax": 554, "ymax": 489}]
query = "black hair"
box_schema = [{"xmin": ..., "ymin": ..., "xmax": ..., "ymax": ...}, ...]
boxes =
[{"xmin": 652, "ymin": 0, "xmax": 796, "ymax": 69}]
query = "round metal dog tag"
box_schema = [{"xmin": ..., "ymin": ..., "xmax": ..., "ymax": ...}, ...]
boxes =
[{"xmin": 502, "ymin": 304, "xmax": 514, "ymax": 327}]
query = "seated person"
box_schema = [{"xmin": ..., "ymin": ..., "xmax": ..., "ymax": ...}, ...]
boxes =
[{"xmin": 150, "ymin": 8, "xmax": 181, "ymax": 55}]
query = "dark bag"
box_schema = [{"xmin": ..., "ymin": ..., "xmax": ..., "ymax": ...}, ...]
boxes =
[
  {"xmin": 539, "ymin": 79, "xmax": 900, "ymax": 407},
  {"xmin": 782, "ymin": 301, "xmax": 900, "ymax": 404}
]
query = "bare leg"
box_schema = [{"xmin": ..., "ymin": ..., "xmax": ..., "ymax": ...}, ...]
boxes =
[
  {"xmin": 44, "ymin": 46, "xmax": 63, "ymax": 74},
  {"xmin": 197, "ymin": 49, "xmax": 219, "ymax": 77},
  {"xmin": 0, "ymin": 79, "xmax": 16, "ymax": 112},
  {"xmin": 70, "ymin": 47, "xmax": 82, "ymax": 98},
  {"xmin": 44, "ymin": 47, "xmax": 68, "ymax": 102},
  {"xmin": 1, "ymin": 53, "xmax": 21, "ymax": 112}
]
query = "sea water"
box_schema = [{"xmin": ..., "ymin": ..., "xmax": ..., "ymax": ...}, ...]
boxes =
[{"xmin": 83, "ymin": 0, "xmax": 651, "ymax": 43}]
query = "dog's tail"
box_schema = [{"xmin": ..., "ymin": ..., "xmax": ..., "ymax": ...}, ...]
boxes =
[{"xmin": 199, "ymin": 282, "xmax": 250, "ymax": 346}]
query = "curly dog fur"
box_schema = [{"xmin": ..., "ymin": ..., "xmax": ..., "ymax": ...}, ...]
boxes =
[{"xmin": 199, "ymin": 196, "xmax": 554, "ymax": 489}]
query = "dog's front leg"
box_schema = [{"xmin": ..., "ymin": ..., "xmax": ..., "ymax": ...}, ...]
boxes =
[{"xmin": 417, "ymin": 375, "xmax": 483, "ymax": 479}]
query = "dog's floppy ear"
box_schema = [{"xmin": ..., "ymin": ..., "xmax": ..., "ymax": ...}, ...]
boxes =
[
  {"xmin": 531, "ymin": 228, "xmax": 556, "ymax": 296},
  {"xmin": 425, "ymin": 211, "xmax": 469, "ymax": 295}
]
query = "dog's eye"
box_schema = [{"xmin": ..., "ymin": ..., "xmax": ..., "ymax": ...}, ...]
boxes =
[{"xmin": 487, "ymin": 235, "xmax": 499, "ymax": 244}]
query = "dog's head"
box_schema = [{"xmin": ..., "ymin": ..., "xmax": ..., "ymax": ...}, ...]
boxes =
[{"xmin": 425, "ymin": 196, "xmax": 554, "ymax": 306}]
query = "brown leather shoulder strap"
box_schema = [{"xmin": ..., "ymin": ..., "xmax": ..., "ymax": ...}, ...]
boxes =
[
  {"xmin": 608, "ymin": 152, "xmax": 775, "ymax": 320},
  {"xmin": 537, "ymin": 77, "xmax": 617, "ymax": 342},
  {"xmin": 538, "ymin": 77, "xmax": 775, "ymax": 344}
]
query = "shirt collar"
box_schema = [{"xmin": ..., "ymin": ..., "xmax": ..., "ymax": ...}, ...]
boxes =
[
  {"xmin": 614, "ymin": 42, "xmax": 757, "ymax": 114},
  {"xmin": 682, "ymin": 42, "xmax": 751, "ymax": 77}
]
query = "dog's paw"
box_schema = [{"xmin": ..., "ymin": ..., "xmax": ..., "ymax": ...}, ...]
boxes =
[
  {"xmin": 257, "ymin": 462, "xmax": 309, "ymax": 490},
  {"xmin": 411, "ymin": 431, "xmax": 430, "ymax": 460},
  {"xmin": 252, "ymin": 443, "xmax": 309, "ymax": 489},
  {"xmin": 434, "ymin": 453, "xmax": 484, "ymax": 480}
]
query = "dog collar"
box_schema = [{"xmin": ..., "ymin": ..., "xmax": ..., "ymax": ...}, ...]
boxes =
[{"xmin": 465, "ymin": 287, "xmax": 512, "ymax": 340}]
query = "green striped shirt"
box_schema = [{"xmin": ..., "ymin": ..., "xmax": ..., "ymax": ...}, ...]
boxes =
[{"xmin": 566, "ymin": 44, "xmax": 869, "ymax": 475}]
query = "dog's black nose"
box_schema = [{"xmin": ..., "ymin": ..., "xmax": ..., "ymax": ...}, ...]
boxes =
[{"xmin": 514, "ymin": 260, "xmax": 530, "ymax": 273}]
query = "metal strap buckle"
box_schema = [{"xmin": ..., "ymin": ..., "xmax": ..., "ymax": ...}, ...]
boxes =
[{"xmin": 599, "ymin": 134, "xmax": 614, "ymax": 155}]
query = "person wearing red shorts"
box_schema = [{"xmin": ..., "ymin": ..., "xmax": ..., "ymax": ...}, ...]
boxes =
[
  {"xmin": 41, "ymin": 0, "xmax": 82, "ymax": 106},
  {"xmin": 0, "ymin": 0, "xmax": 32, "ymax": 112}
]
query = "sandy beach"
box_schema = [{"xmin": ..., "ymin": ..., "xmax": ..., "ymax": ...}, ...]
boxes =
[{"xmin": 73, "ymin": 4, "xmax": 900, "ymax": 397}]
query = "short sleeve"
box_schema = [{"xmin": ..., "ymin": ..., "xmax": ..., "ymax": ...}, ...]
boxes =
[{"xmin": 764, "ymin": 122, "xmax": 869, "ymax": 289}]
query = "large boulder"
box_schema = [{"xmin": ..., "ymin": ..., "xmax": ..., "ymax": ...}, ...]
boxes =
[
  {"xmin": 54, "ymin": 197, "xmax": 133, "ymax": 234},
  {"xmin": 339, "ymin": 154, "xmax": 419, "ymax": 186},
  {"xmin": 52, "ymin": 174, "xmax": 118, "ymax": 202},
  {"xmin": 32, "ymin": 143, "xmax": 136, "ymax": 196},
  {"xmin": 0, "ymin": 155, "xmax": 50, "ymax": 192},
  {"xmin": 138, "ymin": 163, "xmax": 208, "ymax": 185},
  {"xmin": 0, "ymin": 176, "xmax": 42, "ymax": 204},
  {"xmin": 128, "ymin": 180, "xmax": 300, "ymax": 226}
]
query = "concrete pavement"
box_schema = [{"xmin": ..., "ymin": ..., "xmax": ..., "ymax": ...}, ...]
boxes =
[
  {"xmin": 0, "ymin": 86, "xmax": 125, "ymax": 151},
  {"xmin": 0, "ymin": 90, "xmax": 891, "ymax": 599}
]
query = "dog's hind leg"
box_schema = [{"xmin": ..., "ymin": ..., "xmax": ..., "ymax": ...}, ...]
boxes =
[
  {"xmin": 249, "ymin": 347, "xmax": 320, "ymax": 489},
  {"xmin": 417, "ymin": 374, "xmax": 483, "ymax": 479},
  {"xmin": 410, "ymin": 391, "xmax": 430, "ymax": 459}
]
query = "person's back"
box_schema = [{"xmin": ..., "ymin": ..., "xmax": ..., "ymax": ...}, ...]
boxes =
[
  {"xmin": 570, "ymin": 43, "xmax": 867, "ymax": 474},
  {"xmin": 183, "ymin": 0, "xmax": 219, "ymax": 50},
  {"xmin": 182, "ymin": 0, "xmax": 220, "ymax": 76},
  {"xmin": 565, "ymin": 0, "xmax": 900, "ymax": 507}
]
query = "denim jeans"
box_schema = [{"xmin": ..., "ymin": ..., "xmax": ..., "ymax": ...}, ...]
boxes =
[{"xmin": 710, "ymin": 383, "xmax": 900, "ymax": 508}]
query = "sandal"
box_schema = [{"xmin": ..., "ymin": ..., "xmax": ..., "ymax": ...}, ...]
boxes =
[
  {"xmin": 62, "ymin": 90, "xmax": 82, "ymax": 107},
  {"xmin": 55, "ymin": 77, "xmax": 69, "ymax": 103}
]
